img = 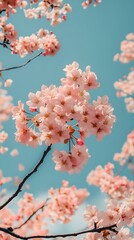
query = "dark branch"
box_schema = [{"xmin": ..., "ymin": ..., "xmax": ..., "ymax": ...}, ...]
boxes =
[
  {"xmin": 0, "ymin": 9, "xmax": 6, "ymax": 14},
  {"xmin": 0, "ymin": 224, "xmax": 117, "ymax": 239},
  {"xmin": 0, "ymin": 42, "xmax": 12, "ymax": 51},
  {"xmin": 0, "ymin": 145, "xmax": 52, "ymax": 210},
  {"xmin": 0, "ymin": 52, "xmax": 43, "ymax": 72},
  {"xmin": 13, "ymin": 199, "xmax": 49, "ymax": 230},
  {"xmin": 94, "ymin": 222, "xmax": 97, "ymax": 229}
]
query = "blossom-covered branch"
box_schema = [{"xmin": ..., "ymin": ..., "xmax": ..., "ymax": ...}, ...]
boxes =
[
  {"xmin": 0, "ymin": 145, "xmax": 52, "ymax": 210},
  {"xmin": 0, "ymin": 20, "xmax": 60, "ymax": 57},
  {"xmin": 0, "ymin": 0, "xmax": 72, "ymax": 26},
  {"xmin": 22, "ymin": 0, "xmax": 72, "ymax": 26},
  {"xmin": 12, "ymin": 62, "xmax": 116, "ymax": 174},
  {"xmin": 13, "ymin": 199, "xmax": 49, "ymax": 231},
  {"xmin": 0, "ymin": 224, "xmax": 117, "ymax": 239},
  {"xmin": 0, "ymin": 181, "xmax": 89, "ymax": 238}
]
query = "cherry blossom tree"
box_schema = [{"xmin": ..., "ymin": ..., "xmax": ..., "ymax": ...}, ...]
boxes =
[{"xmin": 0, "ymin": 1, "xmax": 134, "ymax": 240}]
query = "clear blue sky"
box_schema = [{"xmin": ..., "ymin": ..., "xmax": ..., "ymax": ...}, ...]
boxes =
[{"xmin": 0, "ymin": 0, "xmax": 134, "ymax": 228}]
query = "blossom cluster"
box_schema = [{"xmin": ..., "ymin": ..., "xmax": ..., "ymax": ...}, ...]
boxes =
[
  {"xmin": 23, "ymin": 0, "xmax": 72, "ymax": 26},
  {"xmin": 12, "ymin": 62, "xmax": 116, "ymax": 173},
  {"xmin": 125, "ymin": 97, "xmax": 134, "ymax": 113},
  {"xmin": 114, "ymin": 33, "xmax": 134, "ymax": 63},
  {"xmin": 0, "ymin": 16, "xmax": 17, "ymax": 41},
  {"xmin": 83, "ymin": 189, "xmax": 134, "ymax": 239},
  {"xmin": 114, "ymin": 33, "xmax": 134, "ymax": 173},
  {"xmin": 114, "ymin": 130, "xmax": 134, "ymax": 172},
  {"xmin": 0, "ymin": 182, "xmax": 88, "ymax": 239},
  {"xmin": 82, "ymin": 0, "xmax": 102, "ymax": 9},
  {"xmin": 0, "ymin": 0, "xmax": 101, "ymax": 23},
  {"xmin": 84, "ymin": 162, "xmax": 134, "ymax": 240},
  {"xmin": 0, "ymin": 194, "xmax": 47, "ymax": 240},
  {"xmin": 84, "ymin": 193, "xmax": 134, "ymax": 239},
  {"xmin": 0, "ymin": 18, "xmax": 60, "ymax": 57},
  {"xmin": 87, "ymin": 162, "xmax": 134, "ymax": 199},
  {"xmin": 45, "ymin": 180, "xmax": 89, "ymax": 223},
  {"xmin": 10, "ymin": 29, "xmax": 60, "ymax": 57},
  {"xmin": 0, "ymin": 80, "xmax": 13, "ymax": 154},
  {"xmin": 114, "ymin": 68, "xmax": 134, "ymax": 113},
  {"xmin": 114, "ymin": 68, "xmax": 134, "ymax": 97},
  {"xmin": 0, "ymin": 0, "xmax": 20, "ymax": 15},
  {"xmin": 0, "ymin": 79, "xmax": 20, "ymax": 156},
  {"xmin": 52, "ymin": 145, "xmax": 90, "ymax": 174},
  {"xmin": 0, "ymin": 0, "xmax": 71, "ymax": 26}
]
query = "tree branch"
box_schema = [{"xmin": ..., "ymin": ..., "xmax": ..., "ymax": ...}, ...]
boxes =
[
  {"xmin": 0, "ymin": 9, "xmax": 6, "ymax": 14},
  {"xmin": 13, "ymin": 198, "xmax": 49, "ymax": 231},
  {"xmin": 0, "ymin": 224, "xmax": 117, "ymax": 239},
  {"xmin": 0, "ymin": 42, "xmax": 11, "ymax": 51},
  {"xmin": 0, "ymin": 145, "xmax": 52, "ymax": 210},
  {"xmin": 0, "ymin": 52, "xmax": 43, "ymax": 72}
]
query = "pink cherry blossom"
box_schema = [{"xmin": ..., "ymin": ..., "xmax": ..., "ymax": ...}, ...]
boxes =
[
  {"xmin": 0, "ymin": 0, "xmax": 20, "ymax": 15},
  {"xmin": 52, "ymin": 145, "xmax": 90, "ymax": 174},
  {"xmin": 115, "ymin": 228, "xmax": 134, "ymax": 240},
  {"xmin": 114, "ymin": 130, "xmax": 134, "ymax": 172},
  {"xmin": 114, "ymin": 33, "xmax": 134, "ymax": 63},
  {"xmin": 10, "ymin": 148, "xmax": 19, "ymax": 157},
  {"xmin": 125, "ymin": 97, "xmax": 134, "ymax": 113},
  {"xmin": 82, "ymin": 0, "xmax": 102, "ymax": 9},
  {"xmin": 0, "ymin": 131, "xmax": 8, "ymax": 143},
  {"xmin": 0, "ymin": 146, "xmax": 8, "ymax": 154},
  {"xmin": 13, "ymin": 62, "xmax": 115, "ymax": 172},
  {"xmin": 114, "ymin": 68, "xmax": 134, "ymax": 113},
  {"xmin": 87, "ymin": 163, "xmax": 134, "ymax": 199},
  {"xmin": 23, "ymin": 1, "xmax": 72, "ymax": 26},
  {"xmin": 46, "ymin": 180, "xmax": 89, "ymax": 223},
  {"xmin": 10, "ymin": 30, "xmax": 60, "ymax": 57},
  {"xmin": 4, "ymin": 79, "xmax": 13, "ymax": 87},
  {"xmin": 0, "ymin": 82, "xmax": 13, "ymax": 154}
]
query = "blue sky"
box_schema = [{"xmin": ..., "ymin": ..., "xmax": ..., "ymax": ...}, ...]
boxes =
[{"xmin": 0, "ymin": 0, "xmax": 134, "ymax": 230}]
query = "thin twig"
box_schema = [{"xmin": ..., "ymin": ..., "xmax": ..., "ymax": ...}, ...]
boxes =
[
  {"xmin": 0, "ymin": 52, "xmax": 43, "ymax": 72},
  {"xmin": 0, "ymin": 145, "xmax": 52, "ymax": 210},
  {"xmin": 0, "ymin": 42, "xmax": 11, "ymax": 51},
  {"xmin": 0, "ymin": 224, "xmax": 117, "ymax": 239},
  {"xmin": 13, "ymin": 199, "xmax": 49, "ymax": 230}
]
